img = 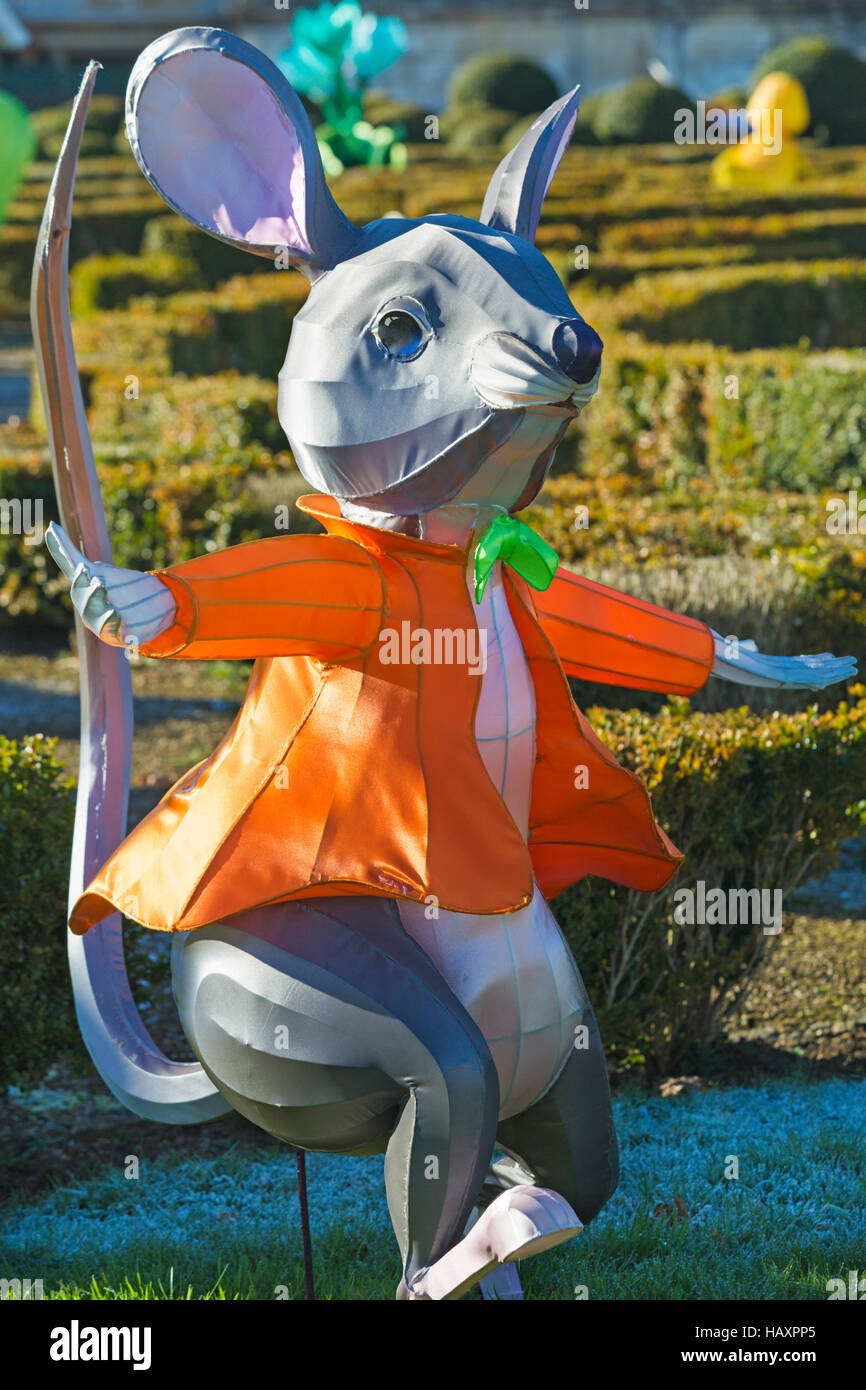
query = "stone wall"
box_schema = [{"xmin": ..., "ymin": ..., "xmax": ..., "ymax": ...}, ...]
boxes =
[
  {"xmin": 10, "ymin": 0, "xmax": 866, "ymax": 108},
  {"xmin": 250, "ymin": 2, "xmax": 866, "ymax": 109}
]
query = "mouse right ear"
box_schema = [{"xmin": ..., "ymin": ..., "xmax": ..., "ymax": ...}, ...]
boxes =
[
  {"xmin": 480, "ymin": 86, "xmax": 581, "ymax": 243},
  {"xmin": 126, "ymin": 27, "xmax": 360, "ymax": 276}
]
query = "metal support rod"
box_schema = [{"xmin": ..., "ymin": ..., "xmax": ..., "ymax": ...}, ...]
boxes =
[{"xmin": 296, "ymin": 1151, "xmax": 315, "ymax": 1301}]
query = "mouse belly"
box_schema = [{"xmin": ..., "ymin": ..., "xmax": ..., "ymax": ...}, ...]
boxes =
[
  {"xmin": 399, "ymin": 887, "xmax": 586, "ymax": 1120},
  {"xmin": 399, "ymin": 563, "xmax": 585, "ymax": 1119}
]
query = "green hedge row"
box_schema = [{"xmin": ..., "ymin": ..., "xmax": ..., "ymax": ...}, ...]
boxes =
[
  {"xmin": 617, "ymin": 259, "xmax": 866, "ymax": 351},
  {"xmin": 0, "ymin": 197, "xmax": 166, "ymax": 312},
  {"xmin": 53, "ymin": 272, "xmax": 309, "ymax": 389},
  {"xmin": 0, "ymin": 419, "xmax": 316, "ymax": 629},
  {"xmin": 573, "ymin": 340, "xmax": 866, "ymax": 494},
  {"xmin": 140, "ymin": 216, "xmax": 264, "ymax": 286},
  {"xmin": 0, "ymin": 731, "xmax": 197, "ymax": 1092},
  {"xmin": 69, "ymin": 252, "xmax": 204, "ymax": 317},
  {"xmin": 557, "ymin": 690, "xmax": 866, "ymax": 1076},
  {"xmin": 20, "ymin": 249, "xmax": 866, "ymax": 515},
  {"xmin": 5, "ymin": 143, "xmax": 866, "ymax": 316},
  {"xmin": 601, "ymin": 206, "xmax": 866, "ymax": 257},
  {"xmin": 4, "ymin": 685, "xmax": 864, "ymax": 1090},
  {"xmin": 85, "ymin": 372, "xmax": 283, "ymax": 457},
  {"xmin": 0, "ymin": 736, "xmax": 77, "ymax": 1090}
]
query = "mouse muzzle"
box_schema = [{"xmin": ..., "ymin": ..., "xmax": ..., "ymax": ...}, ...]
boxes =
[{"xmin": 470, "ymin": 320, "xmax": 602, "ymax": 412}]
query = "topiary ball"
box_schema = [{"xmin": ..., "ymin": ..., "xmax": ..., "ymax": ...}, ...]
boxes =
[
  {"xmin": 749, "ymin": 36, "xmax": 866, "ymax": 145},
  {"xmin": 571, "ymin": 91, "xmax": 609, "ymax": 145},
  {"xmin": 448, "ymin": 52, "xmax": 559, "ymax": 117},
  {"xmin": 593, "ymin": 76, "xmax": 693, "ymax": 145}
]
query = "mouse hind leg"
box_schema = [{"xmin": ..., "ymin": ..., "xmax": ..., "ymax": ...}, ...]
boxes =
[
  {"xmin": 481, "ymin": 997, "xmax": 620, "ymax": 1230},
  {"xmin": 171, "ymin": 895, "xmax": 501, "ymax": 1293},
  {"xmin": 459, "ymin": 993, "xmax": 618, "ymax": 1300}
]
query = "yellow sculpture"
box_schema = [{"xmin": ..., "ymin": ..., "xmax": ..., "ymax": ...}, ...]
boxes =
[{"xmin": 712, "ymin": 71, "xmax": 810, "ymax": 192}]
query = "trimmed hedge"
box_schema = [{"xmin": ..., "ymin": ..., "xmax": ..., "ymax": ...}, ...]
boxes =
[
  {"xmin": 0, "ymin": 736, "xmax": 79, "ymax": 1090},
  {"xmin": 69, "ymin": 252, "xmax": 204, "ymax": 317},
  {"xmin": 0, "ymin": 730, "xmax": 207, "ymax": 1092},
  {"xmin": 601, "ymin": 207, "xmax": 866, "ymax": 261},
  {"xmin": 0, "ymin": 449, "xmax": 68, "ymax": 625},
  {"xmin": 140, "ymin": 216, "xmax": 263, "ymax": 286},
  {"xmin": 448, "ymin": 52, "xmax": 558, "ymax": 116},
  {"xmin": 0, "ymin": 223, "xmax": 39, "ymax": 312},
  {"xmin": 449, "ymin": 107, "xmax": 518, "ymax": 153},
  {"xmin": 4, "ymin": 695, "xmax": 864, "ymax": 1089},
  {"xmin": 527, "ymin": 470, "xmax": 844, "ymax": 562},
  {"xmin": 618, "ymin": 260, "xmax": 866, "ymax": 352},
  {"xmin": 553, "ymin": 549, "xmax": 866, "ymax": 716},
  {"xmin": 550, "ymin": 326, "xmax": 866, "ymax": 495},
  {"xmin": 593, "ymin": 77, "xmax": 694, "ymax": 145},
  {"xmin": 2, "ymin": 196, "xmax": 164, "ymax": 291},
  {"xmin": 30, "ymin": 95, "xmax": 124, "ymax": 159},
  {"xmin": 706, "ymin": 357, "xmax": 866, "ymax": 492},
  {"xmin": 0, "ymin": 407, "xmax": 315, "ymax": 628},
  {"xmin": 43, "ymin": 272, "xmax": 310, "ymax": 392},
  {"xmin": 556, "ymin": 691, "xmax": 866, "ymax": 1076},
  {"xmin": 159, "ymin": 273, "xmax": 310, "ymax": 379},
  {"xmin": 85, "ymin": 372, "xmax": 284, "ymax": 457}
]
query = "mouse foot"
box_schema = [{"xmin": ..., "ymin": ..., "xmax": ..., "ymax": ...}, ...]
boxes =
[
  {"xmin": 464, "ymin": 1204, "xmax": 524, "ymax": 1299},
  {"xmin": 407, "ymin": 1185, "xmax": 581, "ymax": 1301}
]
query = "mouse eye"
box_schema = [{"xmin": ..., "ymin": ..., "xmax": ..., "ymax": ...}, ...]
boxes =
[{"xmin": 372, "ymin": 298, "xmax": 433, "ymax": 361}]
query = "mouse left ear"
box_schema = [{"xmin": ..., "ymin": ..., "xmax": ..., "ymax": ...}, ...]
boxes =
[
  {"xmin": 126, "ymin": 27, "xmax": 360, "ymax": 277},
  {"xmin": 480, "ymin": 86, "xmax": 581, "ymax": 242}
]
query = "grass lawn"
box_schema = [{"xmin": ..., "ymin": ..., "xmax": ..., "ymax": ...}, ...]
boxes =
[{"xmin": 2, "ymin": 1077, "xmax": 863, "ymax": 1301}]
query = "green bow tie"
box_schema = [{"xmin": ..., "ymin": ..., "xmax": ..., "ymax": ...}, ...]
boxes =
[{"xmin": 473, "ymin": 516, "xmax": 559, "ymax": 603}]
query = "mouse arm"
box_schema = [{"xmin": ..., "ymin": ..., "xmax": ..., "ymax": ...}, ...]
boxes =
[
  {"xmin": 46, "ymin": 523, "xmax": 386, "ymax": 663},
  {"xmin": 534, "ymin": 569, "xmax": 716, "ymax": 694},
  {"xmin": 535, "ymin": 570, "xmax": 857, "ymax": 694}
]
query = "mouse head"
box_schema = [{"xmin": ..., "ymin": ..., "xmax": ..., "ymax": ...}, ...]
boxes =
[{"xmin": 127, "ymin": 27, "xmax": 602, "ymax": 523}]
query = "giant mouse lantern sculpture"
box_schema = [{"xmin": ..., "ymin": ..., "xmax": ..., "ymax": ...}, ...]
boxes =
[{"xmin": 33, "ymin": 29, "xmax": 856, "ymax": 1300}]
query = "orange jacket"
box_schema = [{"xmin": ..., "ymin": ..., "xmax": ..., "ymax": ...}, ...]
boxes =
[{"xmin": 69, "ymin": 495, "xmax": 715, "ymax": 935}]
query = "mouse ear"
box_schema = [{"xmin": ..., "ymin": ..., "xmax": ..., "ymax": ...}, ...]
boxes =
[
  {"xmin": 126, "ymin": 27, "xmax": 360, "ymax": 276},
  {"xmin": 480, "ymin": 86, "xmax": 581, "ymax": 242}
]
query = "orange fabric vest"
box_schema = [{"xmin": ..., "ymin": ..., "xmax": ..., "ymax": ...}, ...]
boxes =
[{"xmin": 69, "ymin": 497, "xmax": 714, "ymax": 935}]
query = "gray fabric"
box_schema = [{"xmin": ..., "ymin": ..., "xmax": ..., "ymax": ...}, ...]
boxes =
[
  {"xmin": 276, "ymin": 216, "xmax": 590, "ymax": 511},
  {"xmin": 480, "ymin": 1004, "xmax": 620, "ymax": 1227},
  {"xmin": 31, "ymin": 63, "xmax": 230, "ymax": 1125},
  {"xmin": 289, "ymin": 406, "xmax": 519, "ymax": 512},
  {"xmin": 171, "ymin": 897, "xmax": 500, "ymax": 1287},
  {"xmin": 172, "ymin": 896, "xmax": 618, "ymax": 1288},
  {"xmin": 481, "ymin": 88, "xmax": 582, "ymax": 242},
  {"xmin": 126, "ymin": 27, "xmax": 359, "ymax": 276}
]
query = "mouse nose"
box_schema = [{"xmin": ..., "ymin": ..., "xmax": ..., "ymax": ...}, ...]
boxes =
[{"xmin": 552, "ymin": 318, "xmax": 603, "ymax": 385}]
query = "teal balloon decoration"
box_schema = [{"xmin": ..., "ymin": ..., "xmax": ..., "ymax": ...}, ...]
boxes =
[
  {"xmin": 0, "ymin": 90, "xmax": 35, "ymax": 226},
  {"xmin": 278, "ymin": 2, "xmax": 410, "ymax": 173}
]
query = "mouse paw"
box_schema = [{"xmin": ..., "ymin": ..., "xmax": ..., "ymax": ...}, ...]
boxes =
[{"xmin": 409, "ymin": 1185, "xmax": 581, "ymax": 1301}]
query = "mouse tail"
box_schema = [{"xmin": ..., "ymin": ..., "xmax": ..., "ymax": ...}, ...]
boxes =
[{"xmin": 30, "ymin": 62, "xmax": 231, "ymax": 1126}]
